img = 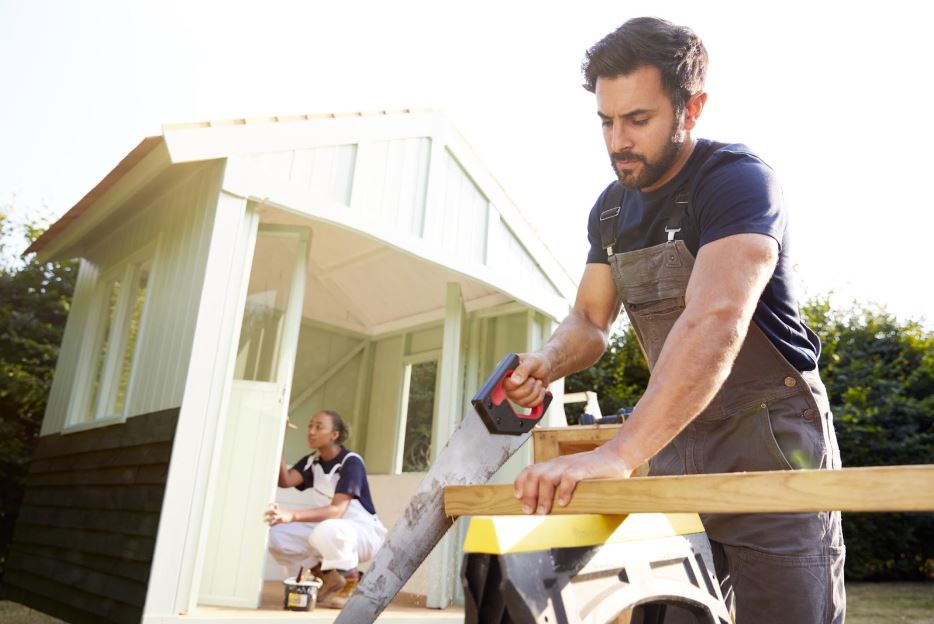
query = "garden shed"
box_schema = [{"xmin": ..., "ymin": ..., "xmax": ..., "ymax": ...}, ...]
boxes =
[{"xmin": 2, "ymin": 109, "xmax": 576, "ymax": 623}]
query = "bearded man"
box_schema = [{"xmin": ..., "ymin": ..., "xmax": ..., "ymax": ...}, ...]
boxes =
[{"xmin": 504, "ymin": 17, "xmax": 846, "ymax": 623}]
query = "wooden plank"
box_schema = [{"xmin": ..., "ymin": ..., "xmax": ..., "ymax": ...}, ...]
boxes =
[
  {"xmin": 1, "ymin": 583, "xmax": 124, "ymax": 624},
  {"xmin": 532, "ymin": 425, "xmax": 622, "ymax": 461},
  {"xmin": 6, "ymin": 550, "xmax": 148, "ymax": 607},
  {"xmin": 531, "ymin": 425, "xmax": 649, "ymax": 476},
  {"xmin": 11, "ymin": 525, "xmax": 156, "ymax": 561},
  {"xmin": 16, "ymin": 505, "xmax": 161, "ymax": 537},
  {"xmin": 10, "ymin": 541, "xmax": 152, "ymax": 583},
  {"xmin": 32, "ymin": 408, "xmax": 179, "ymax": 460},
  {"xmin": 3, "ymin": 568, "xmax": 142, "ymax": 624},
  {"xmin": 22, "ymin": 484, "xmax": 167, "ymax": 512},
  {"xmin": 531, "ymin": 430, "xmax": 562, "ymax": 464},
  {"xmin": 444, "ymin": 465, "xmax": 934, "ymax": 516},
  {"xmin": 25, "ymin": 463, "xmax": 168, "ymax": 487},
  {"xmin": 28, "ymin": 441, "xmax": 173, "ymax": 474}
]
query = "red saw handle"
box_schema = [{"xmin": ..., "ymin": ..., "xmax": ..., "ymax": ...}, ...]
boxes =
[{"xmin": 471, "ymin": 353, "xmax": 553, "ymax": 435}]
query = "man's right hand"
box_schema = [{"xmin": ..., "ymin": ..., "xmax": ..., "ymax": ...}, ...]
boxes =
[{"xmin": 502, "ymin": 351, "xmax": 554, "ymax": 408}]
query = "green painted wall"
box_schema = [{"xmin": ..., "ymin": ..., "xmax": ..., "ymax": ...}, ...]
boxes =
[{"xmin": 282, "ymin": 322, "xmax": 369, "ymax": 463}]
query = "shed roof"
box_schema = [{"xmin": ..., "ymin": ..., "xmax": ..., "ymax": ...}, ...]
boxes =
[{"xmin": 30, "ymin": 109, "xmax": 577, "ymax": 321}]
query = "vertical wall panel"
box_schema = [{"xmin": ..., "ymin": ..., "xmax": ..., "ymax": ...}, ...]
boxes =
[
  {"xmin": 290, "ymin": 144, "xmax": 357, "ymax": 206},
  {"xmin": 363, "ymin": 336, "xmax": 405, "ymax": 473},
  {"xmin": 487, "ymin": 209, "xmax": 561, "ymax": 298},
  {"xmin": 282, "ymin": 322, "xmax": 369, "ymax": 461},
  {"xmin": 433, "ymin": 152, "xmax": 488, "ymax": 265},
  {"xmin": 56, "ymin": 161, "xmax": 226, "ymax": 429},
  {"xmin": 350, "ymin": 138, "xmax": 430, "ymax": 237}
]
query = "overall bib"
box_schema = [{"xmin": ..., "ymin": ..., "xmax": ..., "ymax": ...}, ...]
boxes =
[
  {"xmin": 268, "ymin": 452, "xmax": 387, "ymax": 572},
  {"xmin": 600, "ymin": 198, "xmax": 846, "ymax": 623}
]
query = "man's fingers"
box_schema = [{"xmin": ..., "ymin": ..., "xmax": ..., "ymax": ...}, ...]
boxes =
[
  {"xmin": 519, "ymin": 469, "xmax": 541, "ymax": 514},
  {"xmin": 556, "ymin": 472, "xmax": 581, "ymax": 507},
  {"xmin": 508, "ymin": 353, "xmax": 535, "ymax": 386},
  {"xmin": 535, "ymin": 478, "xmax": 556, "ymax": 515}
]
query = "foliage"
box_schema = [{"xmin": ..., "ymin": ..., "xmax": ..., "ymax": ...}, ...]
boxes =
[
  {"xmin": 567, "ymin": 299, "xmax": 934, "ymax": 581},
  {"xmin": 802, "ymin": 298, "xmax": 934, "ymax": 581},
  {"xmin": 565, "ymin": 326, "xmax": 648, "ymax": 423},
  {"xmin": 402, "ymin": 360, "xmax": 436, "ymax": 472},
  {"xmin": 0, "ymin": 212, "xmax": 76, "ymax": 581}
]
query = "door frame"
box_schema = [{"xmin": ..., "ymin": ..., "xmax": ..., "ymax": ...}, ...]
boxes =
[{"xmin": 187, "ymin": 218, "xmax": 312, "ymax": 610}]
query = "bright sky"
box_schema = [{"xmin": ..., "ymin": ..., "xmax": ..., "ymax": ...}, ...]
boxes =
[{"xmin": 1, "ymin": 1, "xmax": 931, "ymax": 326}]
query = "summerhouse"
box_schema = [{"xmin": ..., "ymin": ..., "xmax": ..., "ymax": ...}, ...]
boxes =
[{"xmin": 3, "ymin": 110, "xmax": 576, "ymax": 623}]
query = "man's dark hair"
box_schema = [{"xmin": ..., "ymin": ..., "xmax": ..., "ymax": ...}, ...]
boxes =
[
  {"xmin": 582, "ymin": 17, "xmax": 708, "ymax": 115},
  {"xmin": 322, "ymin": 409, "xmax": 350, "ymax": 445}
]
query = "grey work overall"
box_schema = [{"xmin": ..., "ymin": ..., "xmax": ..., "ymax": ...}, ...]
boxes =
[{"xmin": 602, "ymin": 204, "xmax": 846, "ymax": 622}]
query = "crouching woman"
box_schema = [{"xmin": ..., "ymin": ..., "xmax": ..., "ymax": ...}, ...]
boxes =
[{"xmin": 265, "ymin": 409, "xmax": 387, "ymax": 608}]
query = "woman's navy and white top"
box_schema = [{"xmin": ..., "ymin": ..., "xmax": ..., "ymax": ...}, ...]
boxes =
[{"xmin": 291, "ymin": 448, "xmax": 379, "ymax": 518}]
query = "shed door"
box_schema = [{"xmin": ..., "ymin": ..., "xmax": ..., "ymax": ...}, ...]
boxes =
[{"xmin": 198, "ymin": 225, "xmax": 310, "ymax": 608}]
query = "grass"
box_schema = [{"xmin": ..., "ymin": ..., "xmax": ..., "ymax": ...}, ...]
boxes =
[
  {"xmin": 0, "ymin": 600, "xmax": 62, "ymax": 623},
  {"xmin": 0, "ymin": 583, "xmax": 932, "ymax": 623},
  {"xmin": 846, "ymin": 582, "xmax": 934, "ymax": 624}
]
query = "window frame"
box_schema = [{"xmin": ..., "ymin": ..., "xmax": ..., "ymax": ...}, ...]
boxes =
[
  {"xmin": 64, "ymin": 241, "xmax": 159, "ymax": 433},
  {"xmin": 394, "ymin": 350, "xmax": 442, "ymax": 474}
]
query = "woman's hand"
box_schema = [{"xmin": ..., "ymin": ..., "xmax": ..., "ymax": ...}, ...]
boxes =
[
  {"xmin": 264, "ymin": 502, "xmax": 295, "ymax": 526},
  {"xmin": 513, "ymin": 444, "xmax": 633, "ymax": 515}
]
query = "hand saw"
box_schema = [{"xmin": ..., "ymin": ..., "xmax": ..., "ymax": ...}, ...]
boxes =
[{"xmin": 334, "ymin": 352, "xmax": 553, "ymax": 622}]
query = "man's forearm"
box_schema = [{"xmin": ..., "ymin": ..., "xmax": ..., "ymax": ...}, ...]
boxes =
[{"xmin": 541, "ymin": 310, "xmax": 611, "ymax": 380}]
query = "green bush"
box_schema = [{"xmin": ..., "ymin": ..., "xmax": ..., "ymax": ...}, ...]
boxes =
[
  {"xmin": 0, "ymin": 213, "xmax": 75, "ymax": 582},
  {"xmin": 803, "ymin": 299, "xmax": 934, "ymax": 580}
]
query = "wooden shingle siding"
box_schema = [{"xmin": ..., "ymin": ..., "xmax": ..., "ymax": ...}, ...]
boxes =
[{"xmin": 3, "ymin": 408, "xmax": 179, "ymax": 624}]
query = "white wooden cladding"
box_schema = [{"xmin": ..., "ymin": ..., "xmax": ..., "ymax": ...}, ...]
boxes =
[
  {"xmin": 229, "ymin": 134, "xmax": 558, "ymax": 302},
  {"xmin": 429, "ymin": 151, "xmax": 488, "ymax": 265},
  {"xmin": 351, "ymin": 138, "xmax": 430, "ymax": 237},
  {"xmin": 41, "ymin": 163, "xmax": 225, "ymax": 432}
]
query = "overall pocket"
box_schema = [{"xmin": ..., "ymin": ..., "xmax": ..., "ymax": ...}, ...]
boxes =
[
  {"xmin": 626, "ymin": 296, "xmax": 685, "ymax": 368},
  {"xmin": 699, "ymin": 393, "xmax": 824, "ymax": 474}
]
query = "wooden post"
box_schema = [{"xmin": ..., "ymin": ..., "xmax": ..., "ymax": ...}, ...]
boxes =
[{"xmin": 427, "ymin": 282, "xmax": 466, "ymax": 609}]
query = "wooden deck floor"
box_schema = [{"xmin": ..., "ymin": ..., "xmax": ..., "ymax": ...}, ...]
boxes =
[{"xmin": 185, "ymin": 582, "xmax": 464, "ymax": 622}]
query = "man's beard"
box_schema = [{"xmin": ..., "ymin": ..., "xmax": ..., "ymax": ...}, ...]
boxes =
[{"xmin": 610, "ymin": 119, "xmax": 686, "ymax": 191}]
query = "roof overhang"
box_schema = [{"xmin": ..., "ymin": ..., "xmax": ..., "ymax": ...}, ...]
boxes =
[{"xmin": 26, "ymin": 137, "xmax": 171, "ymax": 262}]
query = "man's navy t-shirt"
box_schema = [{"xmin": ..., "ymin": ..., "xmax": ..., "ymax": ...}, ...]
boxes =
[
  {"xmin": 586, "ymin": 138, "xmax": 820, "ymax": 371},
  {"xmin": 291, "ymin": 448, "xmax": 377, "ymax": 515}
]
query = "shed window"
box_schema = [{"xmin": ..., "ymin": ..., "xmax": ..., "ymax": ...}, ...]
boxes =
[
  {"xmin": 110, "ymin": 257, "xmax": 152, "ymax": 415},
  {"xmin": 69, "ymin": 252, "xmax": 155, "ymax": 429},
  {"xmin": 86, "ymin": 277, "xmax": 122, "ymax": 421},
  {"xmin": 401, "ymin": 360, "xmax": 437, "ymax": 472}
]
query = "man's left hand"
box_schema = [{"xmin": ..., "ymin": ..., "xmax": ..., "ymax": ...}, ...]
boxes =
[{"xmin": 513, "ymin": 445, "xmax": 633, "ymax": 515}]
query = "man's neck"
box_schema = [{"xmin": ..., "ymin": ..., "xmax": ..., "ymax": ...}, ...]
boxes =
[{"xmin": 641, "ymin": 137, "xmax": 697, "ymax": 194}]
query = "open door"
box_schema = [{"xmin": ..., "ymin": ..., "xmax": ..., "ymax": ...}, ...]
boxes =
[{"xmin": 198, "ymin": 225, "xmax": 310, "ymax": 607}]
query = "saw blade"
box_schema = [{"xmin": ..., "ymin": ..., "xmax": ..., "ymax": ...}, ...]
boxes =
[{"xmin": 334, "ymin": 410, "xmax": 532, "ymax": 623}]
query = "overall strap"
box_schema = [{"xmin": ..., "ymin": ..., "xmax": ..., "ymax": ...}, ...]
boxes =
[
  {"xmin": 666, "ymin": 141, "xmax": 730, "ymax": 242},
  {"xmin": 338, "ymin": 452, "xmax": 365, "ymax": 470},
  {"xmin": 599, "ymin": 185, "xmax": 626, "ymax": 258}
]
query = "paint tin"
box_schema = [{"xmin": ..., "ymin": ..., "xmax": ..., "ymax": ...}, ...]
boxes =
[{"xmin": 282, "ymin": 575, "xmax": 322, "ymax": 611}]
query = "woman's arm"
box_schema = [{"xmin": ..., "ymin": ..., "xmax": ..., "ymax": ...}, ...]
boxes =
[
  {"xmin": 278, "ymin": 459, "xmax": 305, "ymax": 488},
  {"xmin": 264, "ymin": 493, "xmax": 352, "ymax": 526}
]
